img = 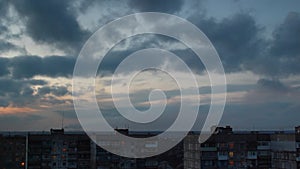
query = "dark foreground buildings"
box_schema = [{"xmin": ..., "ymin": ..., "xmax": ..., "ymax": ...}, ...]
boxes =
[
  {"xmin": 1, "ymin": 126, "xmax": 300, "ymax": 169},
  {"xmin": 0, "ymin": 128, "xmax": 183, "ymax": 169},
  {"xmin": 184, "ymin": 126, "xmax": 300, "ymax": 169},
  {"xmin": 0, "ymin": 134, "xmax": 26, "ymax": 169}
]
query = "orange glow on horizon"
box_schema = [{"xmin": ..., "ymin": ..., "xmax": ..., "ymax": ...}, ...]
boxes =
[{"xmin": 0, "ymin": 107, "xmax": 38, "ymax": 115}]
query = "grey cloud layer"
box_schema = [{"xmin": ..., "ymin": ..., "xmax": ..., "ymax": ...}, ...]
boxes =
[
  {"xmin": 101, "ymin": 11, "xmax": 300, "ymax": 78},
  {"xmin": 0, "ymin": 77, "xmax": 70, "ymax": 107},
  {"xmin": 10, "ymin": 0, "xmax": 89, "ymax": 53},
  {"xmin": 0, "ymin": 78, "xmax": 46, "ymax": 107},
  {"xmin": 0, "ymin": 55, "xmax": 73, "ymax": 107},
  {"xmin": 0, "ymin": 0, "xmax": 300, "ymax": 130},
  {"xmin": 0, "ymin": 0, "xmax": 299, "ymax": 78},
  {"xmin": 38, "ymin": 86, "xmax": 70, "ymax": 97},
  {"xmin": 128, "ymin": 0, "xmax": 183, "ymax": 13},
  {"xmin": 1, "ymin": 56, "xmax": 76, "ymax": 78},
  {"xmin": 267, "ymin": 12, "xmax": 300, "ymax": 76},
  {"xmin": 78, "ymin": 11, "xmax": 299, "ymax": 78}
]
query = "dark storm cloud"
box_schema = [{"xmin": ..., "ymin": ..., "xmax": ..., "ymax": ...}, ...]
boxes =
[
  {"xmin": 248, "ymin": 12, "xmax": 300, "ymax": 77},
  {"xmin": 96, "ymin": 34, "xmax": 206, "ymax": 76},
  {"xmin": 0, "ymin": 0, "xmax": 8, "ymax": 18},
  {"xmin": 190, "ymin": 13, "xmax": 266, "ymax": 73},
  {"xmin": 0, "ymin": 55, "xmax": 75, "ymax": 79},
  {"xmin": 186, "ymin": 11, "xmax": 300, "ymax": 78},
  {"xmin": 262, "ymin": 12, "xmax": 300, "ymax": 77},
  {"xmin": 271, "ymin": 12, "xmax": 300, "ymax": 58},
  {"xmin": 21, "ymin": 86, "xmax": 34, "ymax": 97},
  {"xmin": 0, "ymin": 41, "xmax": 19, "ymax": 53},
  {"xmin": 0, "ymin": 57, "xmax": 9, "ymax": 76},
  {"xmin": 1, "ymin": 0, "xmax": 298, "ymax": 78},
  {"xmin": 128, "ymin": 0, "xmax": 183, "ymax": 13},
  {"xmin": 0, "ymin": 78, "xmax": 23, "ymax": 95},
  {"xmin": 257, "ymin": 78, "xmax": 289, "ymax": 92},
  {"xmin": 42, "ymin": 56, "xmax": 76, "ymax": 77},
  {"xmin": 10, "ymin": 56, "xmax": 43, "ymax": 78},
  {"xmin": 0, "ymin": 25, "xmax": 8, "ymax": 35},
  {"xmin": 9, "ymin": 55, "xmax": 75, "ymax": 78},
  {"xmin": 0, "ymin": 78, "xmax": 47, "ymax": 107},
  {"xmin": 97, "ymin": 35, "xmax": 164, "ymax": 76},
  {"xmin": 0, "ymin": 78, "xmax": 47, "ymax": 94},
  {"xmin": 91, "ymin": 12, "xmax": 267, "ymax": 76},
  {"xmin": 38, "ymin": 86, "xmax": 69, "ymax": 97},
  {"xmin": 51, "ymin": 86, "xmax": 69, "ymax": 96},
  {"xmin": 37, "ymin": 86, "xmax": 51, "ymax": 95},
  {"xmin": 0, "ymin": 77, "xmax": 71, "ymax": 107},
  {"xmin": 96, "ymin": 13, "xmax": 265, "ymax": 76},
  {"xmin": 10, "ymin": 0, "xmax": 89, "ymax": 53},
  {"xmin": 0, "ymin": 0, "xmax": 298, "ymax": 79}
]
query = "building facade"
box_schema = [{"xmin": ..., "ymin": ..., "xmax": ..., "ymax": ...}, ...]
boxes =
[
  {"xmin": 295, "ymin": 126, "xmax": 300, "ymax": 169},
  {"xmin": 184, "ymin": 126, "xmax": 300, "ymax": 169},
  {"xmin": 0, "ymin": 134, "xmax": 26, "ymax": 169},
  {"xmin": 27, "ymin": 129, "xmax": 91, "ymax": 169},
  {"xmin": 1, "ymin": 128, "xmax": 183, "ymax": 169},
  {"xmin": 2, "ymin": 126, "xmax": 300, "ymax": 169}
]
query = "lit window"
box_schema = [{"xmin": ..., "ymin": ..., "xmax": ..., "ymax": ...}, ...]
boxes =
[{"xmin": 229, "ymin": 152, "xmax": 234, "ymax": 157}]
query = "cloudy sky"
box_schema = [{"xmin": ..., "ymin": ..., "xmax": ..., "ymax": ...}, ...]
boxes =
[{"xmin": 0, "ymin": 0, "xmax": 300, "ymax": 131}]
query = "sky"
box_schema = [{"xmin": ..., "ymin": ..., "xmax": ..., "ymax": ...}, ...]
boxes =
[{"xmin": 0, "ymin": 0, "xmax": 300, "ymax": 131}]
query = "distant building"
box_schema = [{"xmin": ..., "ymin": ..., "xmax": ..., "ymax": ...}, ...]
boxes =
[
  {"xmin": 183, "ymin": 126, "xmax": 300, "ymax": 169},
  {"xmin": 93, "ymin": 129, "xmax": 184, "ymax": 169},
  {"xmin": 184, "ymin": 126, "xmax": 268, "ymax": 169},
  {"xmin": 0, "ymin": 134, "xmax": 26, "ymax": 169},
  {"xmin": 27, "ymin": 128, "xmax": 91, "ymax": 169},
  {"xmin": 295, "ymin": 126, "xmax": 300, "ymax": 169},
  {"xmin": 3, "ymin": 126, "xmax": 300, "ymax": 169},
  {"xmin": 27, "ymin": 128, "xmax": 183, "ymax": 169},
  {"xmin": 270, "ymin": 132, "xmax": 296, "ymax": 168}
]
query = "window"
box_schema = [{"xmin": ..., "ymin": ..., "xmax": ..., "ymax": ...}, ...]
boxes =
[
  {"xmin": 248, "ymin": 151, "xmax": 257, "ymax": 157},
  {"xmin": 229, "ymin": 152, "xmax": 234, "ymax": 157},
  {"xmin": 218, "ymin": 151, "xmax": 227, "ymax": 156}
]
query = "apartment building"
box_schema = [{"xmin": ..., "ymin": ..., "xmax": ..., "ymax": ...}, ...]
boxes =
[
  {"xmin": 183, "ymin": 126, "xmax": 300, "ymax": 169},
  {"xmin": 0, "ymin": 128, "xmax": 183, "ymax": 169},
  {"xmin": 184, "ymin": 126, "xmax": 268, "ymax": 169},
  {"xmin": 295, "ymin": 126, "xmax": 300, "ymax": 169},
  {"xmin": 2, "ymin": 126, "xmax": 300, "ymax": 169},
  {"xmin": 27, "ymin": 129, "xmax": 91, "ymax": 169},
  {"xmin": 0, "ymin": 134, "xmax": 26, "ymax": 169},
  {"xmin": 270, "ymin": 132, "xmax": 296, "ymax": 169}
]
